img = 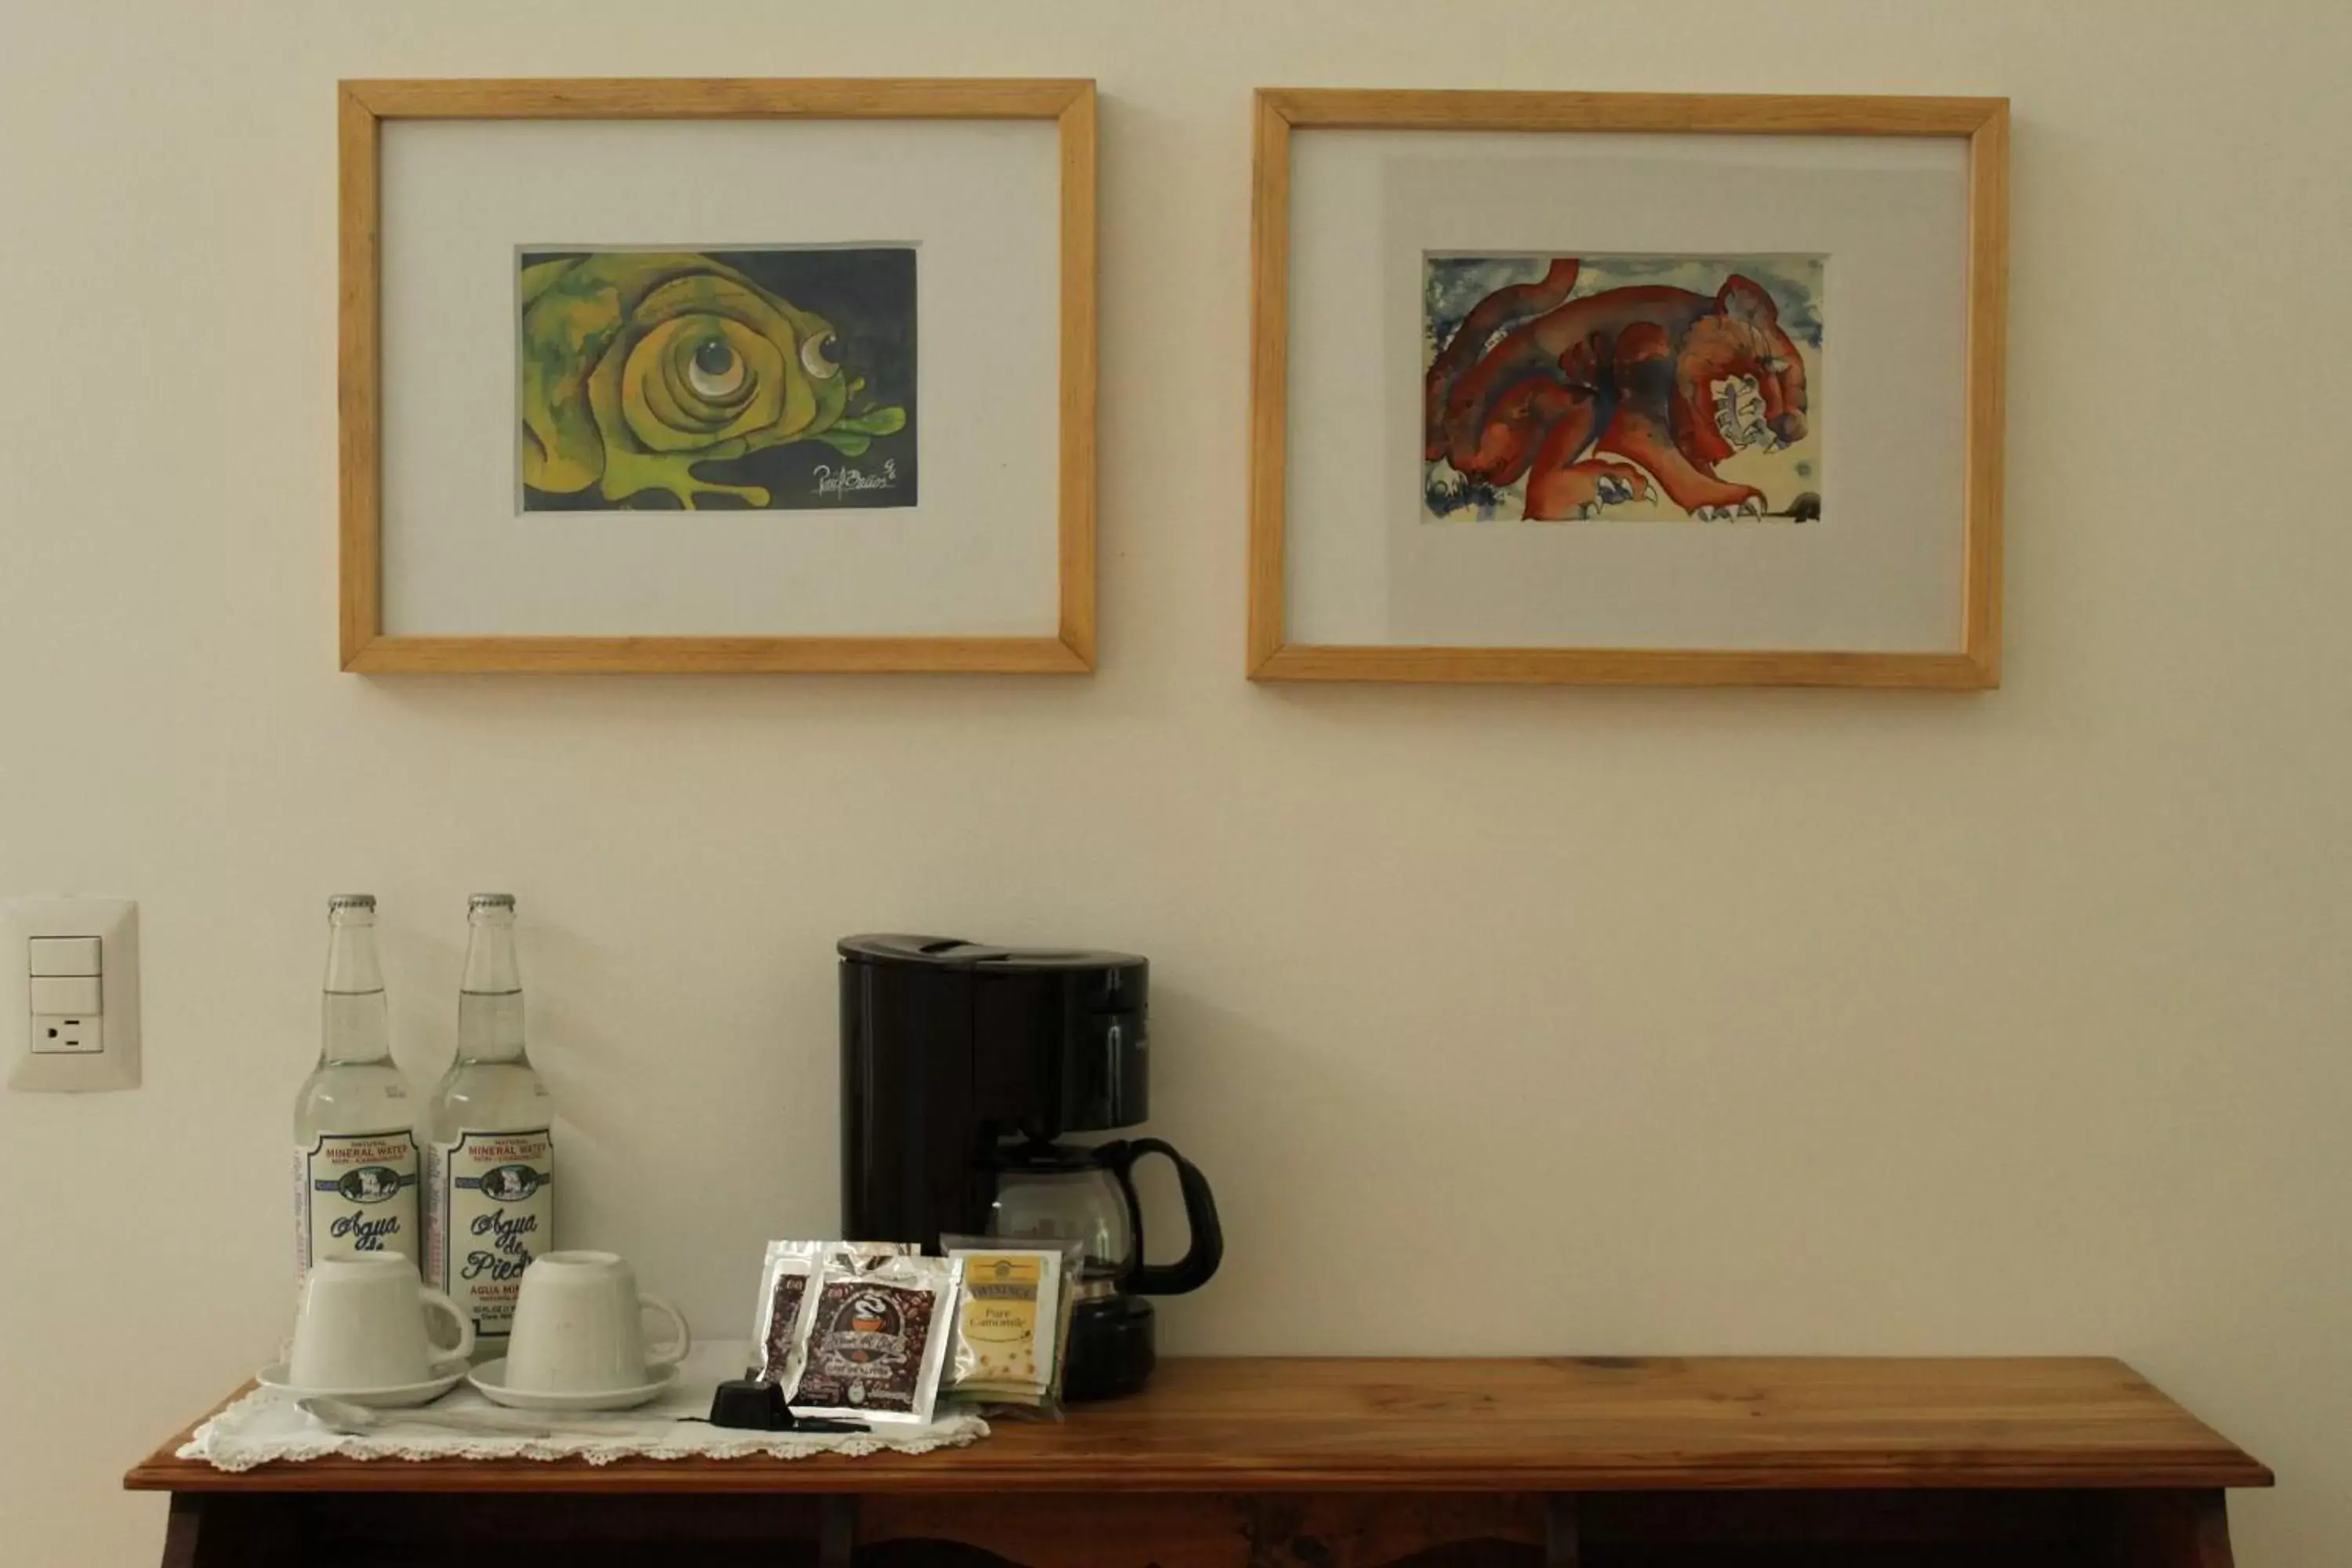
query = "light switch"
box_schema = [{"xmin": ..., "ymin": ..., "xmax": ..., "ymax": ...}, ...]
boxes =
[
  {"xmin": 29, "ymin": 975, "xmax": 101, "ymax": 1014},
  {"xmin": 29, "ymin": 937, "xmax": 101, "ymax": 976},
  {"xmin": 6, "ymin": 898, "xmax": 139, "ymax": 1091}
]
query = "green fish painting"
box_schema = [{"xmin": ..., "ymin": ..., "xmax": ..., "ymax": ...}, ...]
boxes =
[{"xmin": 518, "ymin": 246, "xmax": 915, "ymax": 512}]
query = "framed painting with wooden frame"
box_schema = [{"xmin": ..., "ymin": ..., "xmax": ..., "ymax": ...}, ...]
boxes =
[
  {"xmin": 339, "ymin": 78, "xmax": 1096, "ymax": 674},
  {"xmin": 1247, "ymin": 89, "xmax": 2007, "ymax": 687}
]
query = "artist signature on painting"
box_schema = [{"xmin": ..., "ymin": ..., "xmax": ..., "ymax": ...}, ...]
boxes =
[{"xmin": 814, "ymin": 460, "xmax": 898, "ymax": 500}]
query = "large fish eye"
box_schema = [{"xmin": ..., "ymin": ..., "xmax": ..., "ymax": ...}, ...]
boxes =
[
  {"xmin": 687, "ymin": 338, "xmax": 746, "ymax": 400},
  {"xmin": 800, "ymin": 328, "xmax": 841, "ymax": 381}
]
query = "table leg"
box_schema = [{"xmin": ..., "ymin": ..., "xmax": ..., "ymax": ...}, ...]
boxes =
[
  {"xmin": 1544, "ymin": 1495, "xmax": 1580, "ymax": 1568},
  {"xmin": 2109, "ymin": 1490, "xmax": 2235, "ymax": 1567},
  {"xmin": 158, "ymin": 1495, "xmax": 203, "ymax": 1568},
  {"xmin": 822, "ymin": 1494, "xmax": 859, "ymax": 1567},
  {"xmin": 155, "ymin": 1494, "xmax": 298, "ymax": 1568}
]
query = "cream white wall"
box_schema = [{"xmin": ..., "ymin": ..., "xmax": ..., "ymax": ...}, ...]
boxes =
[{"xmin": 2, "ymin": 1, "xmax": 2345, "ymax": 1561}]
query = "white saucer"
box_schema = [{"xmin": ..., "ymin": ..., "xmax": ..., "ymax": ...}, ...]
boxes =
[
  {"xmin": 466, "ymin": 1359, "xmax": 677, "ymax": 1411},
  {"xmin": 257, "ymin": 1359, "xmax": 469, "ymax": 1409}
]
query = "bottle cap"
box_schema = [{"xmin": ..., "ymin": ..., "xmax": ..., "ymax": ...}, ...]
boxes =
[
  {"xmin": 327, "ymin": 893, "xmax": 377, "ymax": 913},
  {"xmin": 467, "ymin": 893, "xmax": 517, "ymax": 912}
]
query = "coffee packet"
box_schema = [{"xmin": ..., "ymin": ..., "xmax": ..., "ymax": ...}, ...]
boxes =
[
  {"xmin": 787, "ymin": 1248, "xmax": 963, "ymax": 1425},
  {"xmin": 750, "ymin": 1240, "xmax": 916, "ymax": 1390}
]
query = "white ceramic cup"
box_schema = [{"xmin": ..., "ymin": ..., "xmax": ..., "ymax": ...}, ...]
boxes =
[
  {"xmin": 503, "ymin": 1250, "xmax": 691, "ymax": 1394},
  {"xmin": 289, "ymin": 1254, "xmax": 474, "ymax": 1391}
]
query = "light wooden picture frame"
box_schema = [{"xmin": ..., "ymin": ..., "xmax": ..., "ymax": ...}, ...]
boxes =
[
  {"xmin": 339, "ymin": 78, "xmax": 1097, "ymax": 674},
  {"xmin": 1247, "ymin": 89, "xmax": 2009, "ymax": 688}
]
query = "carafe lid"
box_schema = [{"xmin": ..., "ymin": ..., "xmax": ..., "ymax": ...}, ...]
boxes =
[
  {"xmin": 839, "ymin": 935, "xmax": 1147, "ymax": 1019},
  {"xmin": 985, "ymin": 1138, "xmax": 1109, "ymax": 1174},
  {"xmin": 839, "ymin": 934, "xmax": 1143, "ymax": 972}
]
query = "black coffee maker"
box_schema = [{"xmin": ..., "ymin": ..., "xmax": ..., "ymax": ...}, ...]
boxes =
[{"xmin": 838, "ymin": 935, "xmax": 1221, "ymax": 1400}]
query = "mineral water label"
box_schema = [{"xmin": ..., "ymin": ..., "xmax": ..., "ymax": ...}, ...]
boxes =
[
  {"xmin": 428, "ymin": 1129, "xmax": 553, "ymax": 1337},
  {"xmin": 296, "ymin": 1131, "xmax": 421, "ymax": 1283}
]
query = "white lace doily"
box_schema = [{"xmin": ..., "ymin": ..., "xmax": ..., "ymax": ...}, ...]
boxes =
[{"xmin": 179, "ymin": 1340, "xmax": 987, "ymax": 1472}]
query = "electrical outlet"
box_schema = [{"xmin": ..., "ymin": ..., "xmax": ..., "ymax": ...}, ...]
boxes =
[
  {"xmin": 6, "ymin": 898, "xmax": 139, "ymax": 1092},
  {"xmin": 33, "ymin": 1013, "xmax": 102, "ymax": 1054}
]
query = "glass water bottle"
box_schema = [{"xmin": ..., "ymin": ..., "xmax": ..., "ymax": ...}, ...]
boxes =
[
  {"xmin": 293, "ymin": 895, "xmax": 419, "ymax": 1294},
  {"xmin": 423, "ymin": 894, "xmax": 554, "ymax": 1357}
]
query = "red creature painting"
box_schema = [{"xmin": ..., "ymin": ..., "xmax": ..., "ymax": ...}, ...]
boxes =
[{"xmin": 1423, "ymin": 255, "xmax": 1823, "ymax": 524}]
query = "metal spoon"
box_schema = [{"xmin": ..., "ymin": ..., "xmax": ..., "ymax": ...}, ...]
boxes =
[{"xmin": 298, "ymin": 1396, "xmax": 580, "ymax": 1439}]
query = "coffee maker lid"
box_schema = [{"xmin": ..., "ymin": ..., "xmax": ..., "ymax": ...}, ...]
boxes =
[{"xmin": 839, "ymin": 934, "xmax": 1146, "ymax": 974}]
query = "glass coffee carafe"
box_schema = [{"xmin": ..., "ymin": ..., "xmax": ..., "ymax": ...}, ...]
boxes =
[{"xmin": 984, "ymin": 1137, "xmax": 1221, "ymax": 1399}]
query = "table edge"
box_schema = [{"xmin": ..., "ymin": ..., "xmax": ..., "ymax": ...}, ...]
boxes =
[
  {"xmin": 124, "ymin": 1354, "xmax": 2276, "ymax": 1497},
  {"xmin": 123, "ymin": 1451, "xmax": 2280, "ymax": 1496}
]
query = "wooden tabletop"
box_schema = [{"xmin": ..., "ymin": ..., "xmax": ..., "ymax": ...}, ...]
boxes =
[{"xmin": 124, "ymin": 1356, "xmax": 2271, "ymax": 1496}]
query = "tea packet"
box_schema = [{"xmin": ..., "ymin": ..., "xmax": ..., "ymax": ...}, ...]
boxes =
[
  {"xmin": 787, "ymin": 1247, "xmax": 964, "ymax": 1425},
  {"xmin": 750, "ymin": 1240, "xmax": 916, "ymax": 1388},
  {"xmin": 942, "ymin": 1235, "xmax": 1081, "ymax": 1417}
]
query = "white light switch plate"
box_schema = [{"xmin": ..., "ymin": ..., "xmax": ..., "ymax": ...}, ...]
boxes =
[{"xmin": 5, "ymin": 898, "xmax": 140, "ymax": 1092}]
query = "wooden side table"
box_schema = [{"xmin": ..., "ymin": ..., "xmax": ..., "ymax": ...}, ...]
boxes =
[{"xmin": 125, "ymin": 1356, "xmax": 2271, "ymax": 1566}]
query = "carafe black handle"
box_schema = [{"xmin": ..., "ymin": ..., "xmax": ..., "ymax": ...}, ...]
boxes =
[{"xmin": 1102, "ymin": 1137, "xmax": 1223, "ymax": 1297}]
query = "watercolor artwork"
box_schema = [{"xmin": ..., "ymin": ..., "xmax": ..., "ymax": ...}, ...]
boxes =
[
  {"xmin": 518, "ymin": 245, "xmax": 916, "ymax": 512},
  {"xmin": 1422, "ymin": 254, "xmax": 1823, "ymax": 524}
]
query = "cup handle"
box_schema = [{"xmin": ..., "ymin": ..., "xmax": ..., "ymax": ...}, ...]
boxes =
[
  {"xmin": 639, "ymin": 1294, "xmax": 691, "ymax": 1370},
  {"xmin": 418, "ymin": 1287, "xmax": 475, "ymax": 1367}
]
